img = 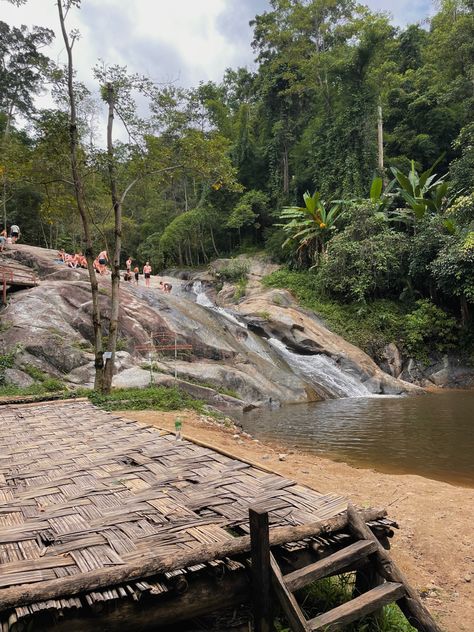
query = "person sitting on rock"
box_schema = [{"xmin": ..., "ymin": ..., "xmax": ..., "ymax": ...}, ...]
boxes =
[{"xmin": 10, "ymin": 224, "xmax": 20, "ymax": 243}]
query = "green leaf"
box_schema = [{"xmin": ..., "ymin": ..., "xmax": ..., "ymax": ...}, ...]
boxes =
[{"xmin": 370, "ymin": 177, "xmax": 383, "ymax": 202}]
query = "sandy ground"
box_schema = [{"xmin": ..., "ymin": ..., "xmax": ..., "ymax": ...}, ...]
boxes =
[{"xmin": 118, "ymin": 409, "xmax": 474, "ymax": 632}]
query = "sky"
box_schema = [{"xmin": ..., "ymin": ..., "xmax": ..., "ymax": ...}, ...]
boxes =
[{"xmin": 2, "ymin": 0, "xmax": 435, "ymax": 90}]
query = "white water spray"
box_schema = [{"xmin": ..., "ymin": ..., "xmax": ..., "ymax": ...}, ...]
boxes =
[{"xmin": 268, "ymin": 338, "xmax": 372, "ymax": 399}]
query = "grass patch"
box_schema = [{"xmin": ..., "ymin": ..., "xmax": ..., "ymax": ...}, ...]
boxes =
[
  {"xmin": 0, "ymin": 379, "xmax": 67, "ymax": 398},
  {"xmin": 72, "ymin": 340, "xmax": 94, "ymax": 352},
  {"xmin": 21, "ymin": 363, "xmax": 48, "ymax": 382},
  {"xmin": 87, "ymin": 385, "xmax": 207, "ymax": 413},
  {"xmin": 274, "ymin": 574, "xmax": 417, "ymax": 632}
]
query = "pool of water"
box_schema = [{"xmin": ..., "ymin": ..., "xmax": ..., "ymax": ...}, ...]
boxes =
[{"xmin": 235, "ymin": 391, "xmax": 474, "ymax": 487}]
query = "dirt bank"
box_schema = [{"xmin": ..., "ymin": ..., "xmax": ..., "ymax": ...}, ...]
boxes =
[{"xmin": 118, "ymin": 409, "xmax": 474, "ymax": 632}]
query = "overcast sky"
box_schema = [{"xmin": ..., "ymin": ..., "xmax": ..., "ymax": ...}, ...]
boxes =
[{"xmin": 3, "ymin": 0, "xmax": 435, "ymax": 90}]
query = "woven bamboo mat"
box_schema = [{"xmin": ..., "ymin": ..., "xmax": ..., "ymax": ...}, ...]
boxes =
[{"xmin": 0, "ymin": 400, "xmax": 347, "ymax": 629}]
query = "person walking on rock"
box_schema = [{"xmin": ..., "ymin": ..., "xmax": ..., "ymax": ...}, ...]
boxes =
[{"xmin": 143, "ymin": 261, "xmax": 152, "ymax": 287}]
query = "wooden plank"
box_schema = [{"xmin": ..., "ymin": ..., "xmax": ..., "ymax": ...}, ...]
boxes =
[
  {"xmin": 284, "ymin": 540, "xmax": 378, "ymax": 592},
  {"xmin": 307, "ymin": 581, "xmax": 405, "ymax": 631},
  {"xmin": 347, "ymin": 504, "xmax": 443, "ymax": 632},
  {"xmin": 249, "ymin": 508, "xmax": 273, "ymax": 632},
  {"xmin": 270, "ymin": 553, "xmax": 308, "ymax": 632}
]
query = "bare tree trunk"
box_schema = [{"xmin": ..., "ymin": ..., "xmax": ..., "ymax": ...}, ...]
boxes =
[
  {"xmin": 184, "ymin": 179, "xmax": 188, "ymax": 212},
  {"xmin": 210, "ymin": 226, "xmax": 219, "ymax": 257},
  {"xmin": 2, "ymin": 178, "xmax": 7, "ymax": 232},
  {"xmin": 282, "ymin": 145, "xmax": 289, "ymax": 196},
  {"xmin": 103, "ymin": 83, "xmax": 122, "ymax": 394},
  {"xmin": 57, "ymin": 0, "xmax": 104, "ymax": 391},
  {"xmin": 377, "ymin": 99, "xmax": 385, "ymax": 182}
]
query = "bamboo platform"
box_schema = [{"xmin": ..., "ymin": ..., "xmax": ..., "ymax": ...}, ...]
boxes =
[{"xmin": 0, "ymin": 399, "xmax": 357, "ymax": 630}]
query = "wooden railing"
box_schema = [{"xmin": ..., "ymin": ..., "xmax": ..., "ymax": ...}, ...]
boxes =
[{"xmin": 0, "ymin": 264, "xmax": 37, "ymax": 305}]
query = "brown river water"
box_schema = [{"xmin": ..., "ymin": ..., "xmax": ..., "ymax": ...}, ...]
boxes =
[{"xmin": 236, "ymin": 391, "xmax": 474, "ymax": 487}]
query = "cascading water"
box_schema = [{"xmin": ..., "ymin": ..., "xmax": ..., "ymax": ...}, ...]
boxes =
[
  {"xmin": 192, "ymin": 281, "xmax": 245, "ymax": 327},
  {"xmin": 191, "ymin": 281, "xmax": 373, "ymax": 399},
  {"xmin": 191, "ymin": 280, "xmax": 275, "ymax": 363},
  {"xmin": 268, "ymin": 338, "xmax": 372, "ymax": 399}
]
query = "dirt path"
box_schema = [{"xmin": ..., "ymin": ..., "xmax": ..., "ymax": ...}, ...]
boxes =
[{"xmin": 118, "ymin": 409, "xmax": 474, "ymax": 632}]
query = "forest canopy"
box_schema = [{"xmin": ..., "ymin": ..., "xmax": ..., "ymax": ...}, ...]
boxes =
[{"xmin": 1, "ymin": 0, "xmax": 474, "ymax": 330}]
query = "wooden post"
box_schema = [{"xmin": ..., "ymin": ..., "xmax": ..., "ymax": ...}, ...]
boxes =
[
  {"xmin": 249, "ymin": 507, "xmax": 274, "ymax": 632},
  {"xmin": 347, "ymin": 504, "xmax": 442, "ymax": 632}
]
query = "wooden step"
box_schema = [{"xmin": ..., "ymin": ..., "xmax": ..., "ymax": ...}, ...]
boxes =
[
  {"xmin": 284, "ymin": 540, "xmax": 378, "ymax": 592},
  {"xmin": 307, "ymin": 581, "xmax": 406, "ymax": 631}
]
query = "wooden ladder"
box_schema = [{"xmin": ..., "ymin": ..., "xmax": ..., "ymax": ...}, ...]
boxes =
[{"xmin": 249, "ymin": 504, "xmax": 442, "ymax": 632}]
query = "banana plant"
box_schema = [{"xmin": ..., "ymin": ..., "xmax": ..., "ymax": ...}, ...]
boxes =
[
  {"xmin": 278, "ymin": 191, "xmax": 341, "ymax": 263},
  {"xmin": 390, "ymin": 157, "xmax": 454, "ymax": 220}
]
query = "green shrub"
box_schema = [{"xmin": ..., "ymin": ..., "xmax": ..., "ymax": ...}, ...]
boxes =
[
  {"xmin": 263, "ymin": 269, "xmax": 464, "ymax": 361},
  {"xmin": 404, "ymin": 299, "xmax": 458, "ymax": 359},
  {"xmin": 233, "ymin": 276, "xmax": 248, "ymax": 301},
  {"xmin": 216, "ymin": 259, "xmax": 250, "ymax": 282},
  {"xmin": 314, "ymin": 203, "xmax": 409, "ymax": 303},
  {"xmin": 0, "ymin": 351, "xmax": 16, "ymax": 385}
]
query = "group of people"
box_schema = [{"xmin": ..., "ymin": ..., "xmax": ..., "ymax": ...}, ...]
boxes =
[
  {"xmin": 0, "ymin": 224, "xmax": 21, "ymax": 251},
  {"xmin": 123, "ymin": 257, "xmax": 172, "ymax": 292},
  {"xmin": 55, "ymin": 249, "xmax": 173, "ymax": 292},
  {"xmin": 57, "ymin": 248, "xmax": 109, "ymax": 275}
]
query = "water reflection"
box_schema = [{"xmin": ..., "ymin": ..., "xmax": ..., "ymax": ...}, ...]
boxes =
[{"xmin": 236, "ymin": 392, "xmax": 474, "ymax": 487}]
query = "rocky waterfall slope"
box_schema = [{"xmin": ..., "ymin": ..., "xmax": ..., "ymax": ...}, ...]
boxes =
[{"xmin": 1, "ymin": 245, "xmax": 419, "ymax": 408}]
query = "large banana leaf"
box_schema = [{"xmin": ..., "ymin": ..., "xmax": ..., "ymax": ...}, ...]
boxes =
[{"xmin": 370, "ymin": 177, "xmax": 383, "ymax": 202}]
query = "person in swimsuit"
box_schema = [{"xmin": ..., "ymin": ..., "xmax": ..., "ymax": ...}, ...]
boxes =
[
  {"xmin": 133, "ymin": 266, "xmax": 139, "ymax": 285},
  {"xmin": 126, "ymin": 257, "xmax": 132, "ymax": 273},
  {"xmin": 143, "ymin": 261, "xmax": 152, "ymax": 287},
  {"xmin": 97, "ymin": 250, "xmax": 108, "ymax": 275}
]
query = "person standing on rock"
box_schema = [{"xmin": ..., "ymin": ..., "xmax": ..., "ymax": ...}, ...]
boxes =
[
  {"xmin": 143, "ymin": 261, "xmax": 152, "ymax": 287},
  {"xmin": 0, "ymin": 229, "xmax": 7, "ymax": 251},
  {"xmin": 126, "ymin": 257, "xmax": 132, "ymax": 274},
  {"xmin": 134, "ymin": 266, "xmax": 139, "ymax": 285}
]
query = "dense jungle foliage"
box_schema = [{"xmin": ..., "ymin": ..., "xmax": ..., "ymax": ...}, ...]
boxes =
[{"xmin": 1, "ymin": 0, "xmax": 474, "ymax": 356}]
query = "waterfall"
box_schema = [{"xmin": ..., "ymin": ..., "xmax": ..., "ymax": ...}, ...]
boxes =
[
  {"xmin": 268, "ymin": 338, "xmax": 372, "ymax": 399},
  {"xmin": 192, "ymin": 281, "xmax": 248, "ymax": 327},
  {"xmin": 191, "ymin": 281, "xmax": 372, "ymax": 398},
  {"xmin": 192, "ymin": 281, "xmax": 275, "ymax": 363}
]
